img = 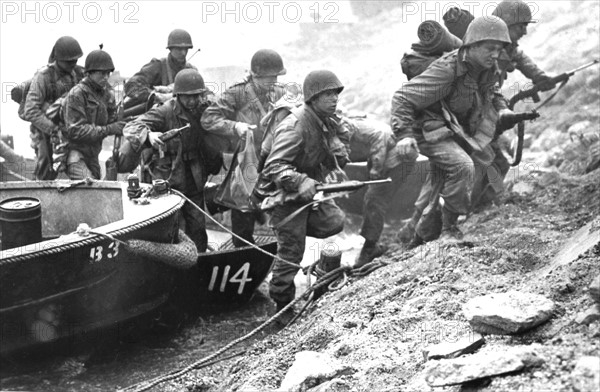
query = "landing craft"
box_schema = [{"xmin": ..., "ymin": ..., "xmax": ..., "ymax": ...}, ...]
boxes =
[{"xmin": 0, "ymin": 180, "xmax": 276, "ymax": 355}]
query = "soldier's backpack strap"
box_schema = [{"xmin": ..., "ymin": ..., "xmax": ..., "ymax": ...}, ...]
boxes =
[{"xmin": 246, "ymin": 82, "xmax": 268, "ymax": 118}]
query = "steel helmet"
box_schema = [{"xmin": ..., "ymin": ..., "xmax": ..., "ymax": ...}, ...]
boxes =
[
  {"xmin": 84, "ymin": 50, "xmax": 115, "ymax": 72},
  {"xmin": 443, "ymin": 7, "xmax": 475, "ymax": 39},
  {"xmin": 167, "ymin": 29, "xmax": 193, "ymax": 49},
  {"xmin": 303, "ymin": 70, "xmax": 344, "ymax": 103},
  {"xmin": 462, "ymin": 16, "xmax": 511, "ymax": 46},
  {"xmin": 250, "ymin": 49, "xmax": 286, "ymax": 77},
  {"xmin": 173, "ymin": 69, "xmax": 206, "ymax": 95},
  {"xmin": 492, "ymin": 0, "xmax": 536, "ymax": 26},
  {"xmin": 53, "ymin": 36, "xmax": 83, "ymax": 61}
]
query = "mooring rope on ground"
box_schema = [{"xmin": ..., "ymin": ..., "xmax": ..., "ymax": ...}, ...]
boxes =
[{"xmin": 119, "ymin": 266, "xmax": 349, "ymax": 392}]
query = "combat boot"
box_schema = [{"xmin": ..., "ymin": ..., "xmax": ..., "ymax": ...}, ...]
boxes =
[
  {"xmin": 396, "ymin": 209, "xmax": 422, "ymax": 244},
  {"xmin": 438, "ymin": 208, "xmax": 463, "ymax": 243},
  {"xmin": 274, "ymin": 301, "xmax": 297, "ymax": 327},
  {"xmin": 354, "ymin": 241, "xmax": 387, "ymax": 268}
]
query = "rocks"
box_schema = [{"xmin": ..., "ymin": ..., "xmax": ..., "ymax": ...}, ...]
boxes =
[
  {"xmin": 279, "ymin": 351, "xmax": 354, "ymax": 392},
  {"xmin": 590, "ymin": 275, "xmax": 600, "ymax": 303},
  {"xmin": 424, "ymin": 350, "xmax": 525, "ymax": 387},
  {"xmin": 511, "ymin": 181, "xmax": 535, "ymax": 196},
  {"xmin": 463, "ymin": 291, "xmax": 555, "ymax": 335},
  {"xmin": 571, "ymin": 356, "xmax": 600, "ymax": 392},
  {"xmin": 575, "ymin": 304, "xmax": 600, "ymax": 325},
  {"xmin": 423, "ymin": 346, "xmax": 544, "ymax": 387},
  {"xmin": 422, "ymin": 333, "xmax": 485, "ymax": 361}
]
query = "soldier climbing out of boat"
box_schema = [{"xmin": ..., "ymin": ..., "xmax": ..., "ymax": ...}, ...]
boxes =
[
  {"xmin": 124, "ymin": 29, "xmax": 198, "ymax": 109},
  {"xmin": 260, "ymin": 70, "xmax": 350, "ymax": 324},
  {"xmin": 391, "ymin": 16, "xmax": 524, "ymax": 244},
  {"xmin": 21, "ymin": 36, "xmax": 85, "ymax": 180},
  {"xmin": 62, "ymin": 48, "xmax": 125, "ymax": 180},
  {"xmin": 123, "ymin": 69, "xmax": 227, "ymax": 252},
  {"xmin": 201, "ymin": 49, "xmax": 287, "ymax": 247}
]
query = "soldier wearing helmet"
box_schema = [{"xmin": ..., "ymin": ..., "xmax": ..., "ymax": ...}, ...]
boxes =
[
  {"xmin": 62, "ymin": 49, "xmax": 124, "ymax": 180},
  {"xmin": 464, "ymin": 0, "xmax": 555, "ymax": 210},
  {"xmin": 124, "ymin": 69, "xmax": 227, "ymax": 251},
  {"xmin": 260, "ymin": 70, "xmax": 350, "ymax": 325},
  {"xmin": 201, "ymin": 49, "xmax": 287, "ymax": 248},
  {"xmin": 124, "ymin": 29, "xmax": 197, "ymax": 108},
  {"xmin": 21, "ymin": 36, "xmax": 85, "ymax": 180},
  {"xmin": 391, "ymin": 16, "xmax": 519, "ymax": 243},
  {"xmin": 493, "ymin": 0, "xmax": 555, "ymax": 91}
]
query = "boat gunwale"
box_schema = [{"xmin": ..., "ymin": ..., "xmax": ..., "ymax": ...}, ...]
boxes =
[{"xmin": 0, "ymin": 181, "xmax": 185, "ymax": 263}]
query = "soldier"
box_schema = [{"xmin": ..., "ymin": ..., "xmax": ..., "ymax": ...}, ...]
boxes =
[
  {"xmin": 22, "ymin": 36, "xmax": 85, "ymax": 180},
  {"xmin": 124, "ymin": 29, "xmax": 197, "ymax": 107},
  {"xmin": 62, "ymin": 49, "xmax": 124, "ymax": 180},
  {"xmin": 470, "ymin": 0, "xmax": 557, "ymax": 209},
  {"xmin": 261, "ymin": 70, "xmax": 350, "ymax": 321},
  {"xmin": 124, "ymin": 69, "xmax": 225, "ymax": 252},
  {"xmin": 201, "ymin": 49, "xmax": 287, "ymax": 247},
  {"xmin": 339, "ymin": 113, "xmax": 418, "ymax": 267},
  {"xmin": 391, "ymin": 16, "xmax": 520, "ymax": 242}
]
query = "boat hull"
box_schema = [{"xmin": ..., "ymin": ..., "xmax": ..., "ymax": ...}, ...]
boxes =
[{"xmin": 0, "ymin": 181, "xmax": 184, "ymax": 355}]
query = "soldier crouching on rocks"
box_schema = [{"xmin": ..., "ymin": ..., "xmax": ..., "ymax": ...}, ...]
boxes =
[
  {"xmin": 123, "ymin": 69, "xmax": 226, "ymax": 252},
  {"xmin": 391, "ymin": 16, "xmax": 520, "ymax": 244},
  {"xmin": 469, "ymin": 0, "xmax": 558, "ymax": 210},
  {"xmin": 261, "ymin": 70, "xmax": 350, "ymax": 324},
  {"xmin": 338, "ymin": 112, "xmax": 418, "ymax": 267},
  {"xmin": 62, "ymin": 49, "xmax": 125, "ymax": 180}
]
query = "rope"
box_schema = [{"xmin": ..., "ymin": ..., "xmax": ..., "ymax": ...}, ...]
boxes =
[
  {"xmin": 119, "ymin": 266, "xmax": 348, "ymax": 392},
  {"xmin": 170, "ymin": 189, "xmax": 302, "ymax": 271}
]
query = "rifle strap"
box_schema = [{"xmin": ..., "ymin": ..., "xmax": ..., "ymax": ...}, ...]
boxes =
[{"xmin": 535, "ymin": 79, "xmax": 568, "ymax": 111}]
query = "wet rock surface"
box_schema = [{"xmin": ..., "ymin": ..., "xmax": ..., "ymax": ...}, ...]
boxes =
[{"xmin": 463, "ymin": 291, "xmax": 556, "ymax": 335}]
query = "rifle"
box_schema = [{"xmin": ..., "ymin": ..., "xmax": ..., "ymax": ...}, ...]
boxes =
[
  {"xmin": 508, "ymin": 59, "xmax": 599, "ymax": 110},
  {"xmin": 104, "ymin": 99, "xmax": 125, "ymax": 180},
  {"xmin": 260, "ymin": 178, "xmax": 392, "ymax": 212},
  {"xmin": 499, "ymin": 110, "xmax": 541, "ymax": 167},
  {"xmin": 159, "ymin": 123, "xmax": 190, "ymax": 142}
]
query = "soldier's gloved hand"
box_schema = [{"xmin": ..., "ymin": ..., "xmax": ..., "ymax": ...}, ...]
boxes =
[
  {"xmin": 498, "ymin": 109, "xmax": 519, "ymax": 129},
  {"xmin": 396, "ymin": 137, "xmax": 419, "ymax": 158},
  {"xmin": 147, "ymin": 131, "xmax": 165, "ymax": 149},
  {"xmin": 534, "ymin": 74, "xmax": 558, "ymax": 92},
  {"xmin": 297, "ymin": 175, "xmax": 318, "ymax": 202},
  {"xmin": 234, "ymin": 122, "xmax": 257, "ymax": 138},
  {"xmin": 107, "ymin": 121, "xmax": 126, "ymax": 136}
]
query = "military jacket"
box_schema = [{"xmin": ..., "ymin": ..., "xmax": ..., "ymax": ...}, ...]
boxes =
[
  {"xmin": 262, "ymin": 104, "xmax": 350, "ymax": 187},
  {"xmin": 123, "ymin": 98, "xmax": 226, "ymax": 191},
  {"xmin": 62, "ymin": 77, "xmax": 118, "ymax": 160},
  {"xmin": 391, "ymin": 48, "xmax": 508, "ymax": 146},
  {"xmin": 201, "ymin": 76, "xmax": 286, "ymax": 152},
  {"xmin": 124, "ymin": 54, "xmax": 196, "ymax": 105},
  {"xmin": 23, "ymin": 63, "xmax": 85, "ymax": 134},
  {"xmin": 498, "ymin": 43, "xmax": 546, "ymax": 87}
]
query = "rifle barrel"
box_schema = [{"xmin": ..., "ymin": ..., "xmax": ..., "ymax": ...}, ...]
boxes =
[{"xmin": 567, "ymin": 59, "xmax": 599, "ymax": 76}]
